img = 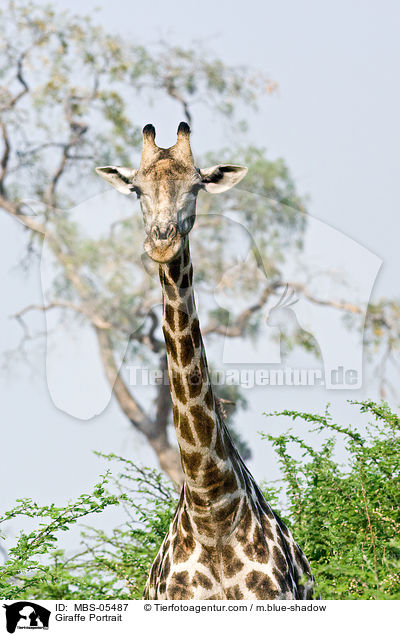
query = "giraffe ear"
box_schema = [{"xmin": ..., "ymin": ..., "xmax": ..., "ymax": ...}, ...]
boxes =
[
  {"xmin": 199, "ymin": 164, "xmax": 248, "ymax": 193},
  {"xmin": 95, "ymin": 166, "xmax": 138, "ymax": 195}
]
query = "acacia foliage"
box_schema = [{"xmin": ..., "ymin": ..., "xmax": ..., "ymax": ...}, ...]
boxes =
[
  {"xmin": 0, "ymin": 456, "xmax": 177, "ymax": 599},
  {"xmin": 0, "ymin": 400, "xmax": 398, "ymax": 600},
  {"xmin": 262, "ymin": 400, "xmax": 400, "ymax": 599}
]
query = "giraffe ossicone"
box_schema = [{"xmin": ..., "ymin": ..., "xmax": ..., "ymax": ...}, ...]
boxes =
[{"xmin": 96, "ymin": 122, "xmax": 315, "ymax": 600}]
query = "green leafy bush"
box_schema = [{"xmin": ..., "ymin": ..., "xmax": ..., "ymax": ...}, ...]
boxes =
[
  {"xmin": 262, "ymin": 400, "xmax": 400, "ymax": 599},
  {"xmin": 0, "ymin": 458, "xmax": 177, "ymax": 599},
  {"xmin": 0, "ymin": 401, "xmax": 398, "ymax": 599}
]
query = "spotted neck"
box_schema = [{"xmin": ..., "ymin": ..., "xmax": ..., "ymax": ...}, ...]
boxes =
[{"xmin": 159, "ymin": 239, "xmax": 245, "ymax": 518}]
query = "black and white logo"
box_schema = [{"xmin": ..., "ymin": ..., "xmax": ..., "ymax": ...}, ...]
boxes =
[{"xmin": 2, "ymin": 602, "xmax": 50, "ymax": 633}]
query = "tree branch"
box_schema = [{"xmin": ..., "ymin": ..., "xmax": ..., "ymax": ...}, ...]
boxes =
[
  {"xmin": 132, "ymin": 309, "xmax": 163, "ymax": 352},
  {"xmin": 95, "ymin": 328, "xmax": 183, "ymax": 486},
  {"xmin": 203, "ymin": 278, "xmax": 366, "ymax": 340},
  {"xmin": 203, "ymin": 281, "xmax": 277, "ymax": 337},
  {"xmin": 11, "ymin": 301, "xmax": 112, "ymax": 331},
  {"xmin": 95, "ymin": 328, "xmax": 155, "ymax": 435},
  {"xmin": 288, "ymin": 281, "xmax": 363, "ymax": 315},
  {"xmin": 0, "ymin": 193, "xmax": 46, "ymax": 234},
  {"xmin": 43, "ymin": 95, "xmax": 89, "ymax": 207},
  {"xmin": 0, "ymin": 123, "xmax": 11, "ymax": 194},
  {"xmin": 44, "ymin": 146, "xmax": 69, "ymax": 207},
  {"xmin": 16, "ymin": 141, "xmax": 67, "ymax": 158},
  {"xmin": 164, "ymin": 80, "xmax": 193, "ymax": 126},
  {"xmin": 5, "ymin": 52, "xmax": 30, "ymax": 110}
]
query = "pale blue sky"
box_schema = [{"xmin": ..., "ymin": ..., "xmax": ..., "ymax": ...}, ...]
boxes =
[{"xmin": 1, "ymin": 0, "xmax": 399, "ymax": 549}]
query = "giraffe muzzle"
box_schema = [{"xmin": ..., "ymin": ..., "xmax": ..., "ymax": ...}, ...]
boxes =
[{"xmin": 144, "ymin": 223, "xmax": 183, "ymax": 263}]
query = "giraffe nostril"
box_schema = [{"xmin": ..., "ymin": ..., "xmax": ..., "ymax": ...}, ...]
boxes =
[
  {"xmin": 151, "ymin": 226, "xmax": 160, "ymax": 241},
  {"xmin": 167, "ymin": 223, "xmax": 177, "ymax": 240}
]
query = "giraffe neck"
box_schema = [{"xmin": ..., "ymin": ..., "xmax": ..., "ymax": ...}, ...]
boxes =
[{"xmin": 159, "ymin": 239, "xmax": 244, "ymax": 516}]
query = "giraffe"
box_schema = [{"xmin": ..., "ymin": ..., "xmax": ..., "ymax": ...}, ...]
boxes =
[{"xmin": 96, "ymin": 122, "xmax": 315, "ymax": 600}]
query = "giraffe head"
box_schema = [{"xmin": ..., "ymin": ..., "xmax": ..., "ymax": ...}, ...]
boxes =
[{"xmin": 96, "ymin": 122, "xmax": 247, "ymax": 263}]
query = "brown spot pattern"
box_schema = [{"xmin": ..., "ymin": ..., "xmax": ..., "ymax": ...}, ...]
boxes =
[
  {"xmin": 236, "ymin": 505, "xmax": 253, "ymax": 545},
  {"xmin": 183, "ymin": 247, "xmax": 190, "ymax": 268},
  {"xmin": 213, "ymin": 496, "xmax": 240, "ymax": 523},
  {"xmin": 273, "ymin": 567, "xmax": 290, "ymax": 592},
  {"xmin": 221, "ymin": 545, "xmax": 244, "ymax": 578},
  {"xmin": 226, "ymin": 585, "xmax": 244, "ymax": 600},
  {"xmin": 214, "ymin": 431, "xmax": 228, "ymax": 460},
  {"xmin": 179, "ymin": 413, "xmax": 195, "ymax": 445},
  {"xmin": 204, "ymin": 386, "xmax": 214, "ymax": 410},
  {"xmin": 173, "ymin": 526, "xmax": 195, "ymax": 563},
  {"xmin": 181, "ymin": 450, "xmax": 202, "ymax": 480},
  {"xmin": 163, "ymin": 328, "xmax": 177, "ymax": 362},
  {"xmin": 191, "ymin": 318, "xmax": 201, "ymax": 347},
  {"xmin": 168, "ymin": 259, "xmax": 181, "ymax": 284},
  {"xmin": 192, "ymin": 571, "xmax": 213, "ymax": 590},
  {"xmin": 199, "ymin": 547, "xmax": 219, "ymax": 579},
  {"xmin": 177, "ymin": 308, "xmax": 189, "ymax": 331},
  {"xmin": 172, "ymin": 372, "xmax": 187, "ymax": 404},
  {"xmin": 180, "ymin": 509, "xmax": 192, "ymax": 533},
  {"xmin": 188, "ymin": 367, "xmax": 203, "ymax": 398},
  {"xmin": 164, "ymin": 282, "xmax": 176, "ymax": 302},
  {"xmin": 246, "ymin": 570, "xmax": 278, "ymax": 599},
  {"xmin": 224, "ymin": 472, "xmax": 239, "ymax": 495},
  {"xmin": 261, "ymin": 517, "xmax": 274, "ymax": 541},
  {"xmin": 201, "ymin": 458, "xmax": 223, "ymax": 488},
  {"xmin": 160, "ymin": 554, "xmax": 171, "ymax": 580},
  {"xmin": 272, "ymin": 546, "xmax": 287, "ymax": 574},
  {"xmin": 181, "ymin": 272, "xmax": 190, "ymax": 290},
  {"xmin": 165, "ymin": 304, "xmax": 175, "ymax": 330},
  {"xmin": 192, "ymin": 515, "xmax": 215, "ymax": 538},
  {"xmin": 243, "ymin": 525, "xmax": 270, "ymax": 564},
  {"xmin": 185, "ymin": 294, "xmax": 194, "ymax": 316},
  {"xmin": 186, "ymin": 487, "xmax": 207, "ymax": 507},
  {"xmin": 190, "ymin": 405, "xmax": 214, "ymax": 445},
  {"xmin": 276, "ymin": 533, "xmax": 287, "ymax": 554},
  {"xmin": 180, "ymin": 334, "xmax": 194, "ymax": 366},
  {"xmin": 167, "ymin": 571, "xmax": 192, "ymax": 599}
]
